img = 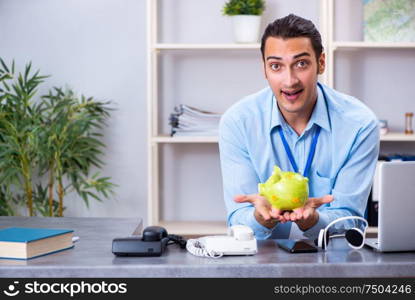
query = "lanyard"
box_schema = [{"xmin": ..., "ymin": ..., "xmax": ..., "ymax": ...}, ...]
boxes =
[{"xmin": 278, "ymin": 125, "xmax": 321, "ymax": 178}]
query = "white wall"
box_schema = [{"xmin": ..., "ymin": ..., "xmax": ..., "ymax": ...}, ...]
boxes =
[{"xmin": 0, "ymin": 0, "xmax": 147, "ymax": 219}]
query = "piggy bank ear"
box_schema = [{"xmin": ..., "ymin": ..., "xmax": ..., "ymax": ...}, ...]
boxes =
[
  {"xmin": 305, "ymin": 177, "xmax": 309, "ymax": 182},
  {"xmin": 269, "ymin": 166, "xmax": 281, "ymax": 183},
  {"xmin": 258, "ymin": 183, "xmax": 265, "ymax": 195},
  {"xmin": 273, "ymin": 166, "xmax": 282, "ymax": 177}
]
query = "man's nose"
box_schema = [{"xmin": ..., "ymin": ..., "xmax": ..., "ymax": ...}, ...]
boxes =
[{"xmin": 282, "ymin": 69, "xmax": 300, "ymax": 88}]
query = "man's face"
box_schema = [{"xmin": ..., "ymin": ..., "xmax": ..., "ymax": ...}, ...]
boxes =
[{"xmin": 263, "ymin": 36, "xmax": 325, "ymax": 115}]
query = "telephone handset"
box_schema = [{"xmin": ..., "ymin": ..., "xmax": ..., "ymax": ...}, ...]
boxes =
[
  {"xmin": 142, "ymin": 226, "xmax": 168, "ymax": 241},
  {"xmin": 186, "ymin": 225, "xmax": 258, "ymax": 258},
  {"xmin": 112, "ymin": 226, "xmax": 186, "ymax": 257}
]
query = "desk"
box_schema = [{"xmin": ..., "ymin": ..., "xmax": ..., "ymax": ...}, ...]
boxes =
[{"xmin": 1, "ymin": 216, "xmax": 415, "ymax": 278}]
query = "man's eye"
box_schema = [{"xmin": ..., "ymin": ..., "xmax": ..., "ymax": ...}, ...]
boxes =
[
  {"xmin": 296, "ymin": 61, "xmax": 308, "ymax": 68},
  {"xmin": 270, "ymin": 64, "xmax": 280, "ymax": 71}
]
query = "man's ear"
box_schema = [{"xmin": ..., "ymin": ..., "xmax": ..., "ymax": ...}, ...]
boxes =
[{"xmin": 317, "ymin": 52, "xmax": 326, "ymax": 75}]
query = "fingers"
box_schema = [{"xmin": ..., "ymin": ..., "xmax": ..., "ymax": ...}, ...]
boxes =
[
  {"xmin": 294, "ymin": 208, "xmax": 304, "ymax": 220},
  {"xmin": 257, "ymin": 205, "xmax": 272, "ymax": 221},
  {"xmin": 235, "ymin": 194, "xmax": 276, "ymax": 222},
  {"xmin": 270, "ymin": 208, "xmax": 304, "ymax": 223},
  {"xmin": 291, "ymin": 196, "xmax": 332, "ymax": 223},
  {"xmin": 288, "ymin": 207, "xmax": 310, "ymax": 222},
  {"xmin": 270, "ymin": 207, "xmax": 282, "ymax": 218},
  {"xmin": 275, "ymin": 195, "xmax": 334, "ymax": 223},
  {"xmin": 270, "ymin": 207, "xmax": 287, "ymax": 223},
  {"xmin": 307, "ymin": 195, "xmax": 334, "ymax": 208},
  {"xmin": 233, "ymin": 194, "xmax": 330, "ymax": 224},
  {"xmin": 234, "ymin": 194, "xmax": 264, "ymax": 203},
  {"xmin": 302, "ymin": 208, "xmax": 311, "ymax": 220},
  {"xmin": 233, "ymin": 194, "xmax": 249, "ymax": 203}
]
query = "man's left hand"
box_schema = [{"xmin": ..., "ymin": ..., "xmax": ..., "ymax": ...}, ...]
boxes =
[{"xmin": 270, "ymin": 195, "xmax": 334, "ymax": 231}]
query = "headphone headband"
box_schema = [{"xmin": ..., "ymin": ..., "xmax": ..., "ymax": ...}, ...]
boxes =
[
  {"xmin": 322, "ymin": 216, "xmax": 368, "ymax": 250},
  {"xmin": 324, "ymin": 216, "xmax": 368, "ymax": 234}
]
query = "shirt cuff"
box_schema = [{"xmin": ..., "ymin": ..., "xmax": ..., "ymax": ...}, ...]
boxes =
[
  {"xmin": 302, "ymin": 211, "xmax": 330, "ymax": 240},
  {"xmin": 244, "ymin": 208, "xmax": 278, "ymax": 240}
]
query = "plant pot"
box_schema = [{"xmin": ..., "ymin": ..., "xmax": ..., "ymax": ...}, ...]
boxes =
[{"xmin": 231, "ymin": 15, "xmax": 261, "ymax": 43}]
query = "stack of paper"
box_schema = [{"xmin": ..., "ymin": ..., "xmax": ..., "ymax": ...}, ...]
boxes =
[{"xmin": 169, "ymin": 104, "xmax": 222, "ymax": 136}]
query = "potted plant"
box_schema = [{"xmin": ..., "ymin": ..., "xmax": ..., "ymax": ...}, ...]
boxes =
[
  {"xmin": 222, "ymin": 0, "xmax": 266, "ymax": 43},
  {"xmin": 0, "ymin": 58, "xmax": 116, "ymax": 217}
]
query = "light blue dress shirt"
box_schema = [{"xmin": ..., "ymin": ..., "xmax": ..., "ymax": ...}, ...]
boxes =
[{"xmin": 219, "ymin": 83, "xmax": 380, "ymax": 240}]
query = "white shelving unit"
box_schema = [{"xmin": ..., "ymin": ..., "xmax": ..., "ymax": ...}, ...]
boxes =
[
  {"xmin": 320, "ymin": 0, "xmax": 415, "ymax": 87},
  {"xmin": 147, "ymin": 0, "xmax": 413, "ymax": 235},
  {"xmin": 321, "ymin": 0, "xmax": 415, "ymax": 141},
  {"xmin": 147, "ymin": 0, "xmax": 257, "ymax": 235},
  {"xmin": 321, "ymin": 0, "xmax": 415, "ymax": 234}
]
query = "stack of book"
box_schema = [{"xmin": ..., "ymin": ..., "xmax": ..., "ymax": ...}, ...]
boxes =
[{"xmin": 169, "ymin": 104, "xmax": 222, "ymax": 136}]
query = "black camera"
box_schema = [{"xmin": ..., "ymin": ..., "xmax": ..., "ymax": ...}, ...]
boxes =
[{"xmin": 112, "ymin": 226, "xmax": 185, "ymax": 257}]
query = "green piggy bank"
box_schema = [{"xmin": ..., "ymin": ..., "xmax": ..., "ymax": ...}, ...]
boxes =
[{"xmin": 258, "ymin": 166, "xmax": 309, "ymax": 210}]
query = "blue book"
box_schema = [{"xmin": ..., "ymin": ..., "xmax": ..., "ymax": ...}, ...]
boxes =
[{"xmin": 0, "ymin": 227, "xmax": 74, "ymax": 260}]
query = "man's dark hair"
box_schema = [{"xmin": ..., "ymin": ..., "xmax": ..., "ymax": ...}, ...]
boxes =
[{"xmin": 260, "ymin": 14, "xmax": 323, "ymax": 61}]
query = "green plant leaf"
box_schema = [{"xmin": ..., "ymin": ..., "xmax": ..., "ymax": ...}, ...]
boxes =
[
  {"xmin": 0, "ymin": 58, "xmax": 10, "ymax": 73},
  {"xmin": 222, "ymin": 0, "xmax": 265, "ymax": 16}
]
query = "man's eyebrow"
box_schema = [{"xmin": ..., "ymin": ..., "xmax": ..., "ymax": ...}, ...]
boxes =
[
  {"xmin": 266, "ymin": 52, "xmax": 311, "ymax": 61},
  {"xmin": 266, "ymin": 56, "xmax": 282, "ymax": 61},
  {"xmin": 293, "ymin": 52, "xmax": 311, "ymax": 59}
]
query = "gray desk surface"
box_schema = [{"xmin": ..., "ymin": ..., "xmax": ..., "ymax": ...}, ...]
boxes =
[{"xmin": 1, "ymin": 216, "xmax": 415, "ymax": 278}]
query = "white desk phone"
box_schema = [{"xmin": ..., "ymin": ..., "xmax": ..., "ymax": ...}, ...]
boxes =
[{"xmin": 186, "ymin": 225, "xmax": 258, "ymax": 258}]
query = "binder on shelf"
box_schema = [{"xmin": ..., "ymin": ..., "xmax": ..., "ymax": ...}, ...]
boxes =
[{"xmin": 169, "ymin": 104, "xmax": 222, "ymax": 137}]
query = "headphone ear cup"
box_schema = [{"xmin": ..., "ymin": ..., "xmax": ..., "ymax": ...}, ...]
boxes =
[
  {"xmin": 345, "ymin": 228, "xmax": 364, "ymax": 248},
  {"xmin": 315, "ymin": 229, "xmax": 324, "ymax": 248},
  {"xmin": 315, "ymin": 229, "xmax": 330, "ymax": 249}
]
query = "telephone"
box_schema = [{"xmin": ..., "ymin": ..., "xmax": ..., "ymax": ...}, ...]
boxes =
[
  {"xmin": 186, "ymin": 225, "xmax": 257, "ymax": 258},
  {"xmin": 112, "ymin": 226, "xmax": 186, "ymax": 257}
]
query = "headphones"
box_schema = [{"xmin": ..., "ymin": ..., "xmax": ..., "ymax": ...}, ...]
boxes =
[{"xmin": 314, "ymin": 216, "xmax": 368, "ymax": 250}]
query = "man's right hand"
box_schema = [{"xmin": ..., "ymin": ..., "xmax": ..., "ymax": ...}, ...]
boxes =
[{"xmin": 234, "ymin": 194, "xmax": 284, "ymax": 229}]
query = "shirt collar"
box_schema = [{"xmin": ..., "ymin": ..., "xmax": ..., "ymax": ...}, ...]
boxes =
[{"xmin": 269, "ymin": 82, "xmax": 331, "ymax": 134}]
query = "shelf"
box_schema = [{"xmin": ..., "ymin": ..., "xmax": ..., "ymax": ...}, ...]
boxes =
[
  {"xmin": 158, "ymin": 220, "xmax": 228, "ymax": 236},
  {"xmin": 154, "ymin": 43, "xmax": 260, "ymax": 50},
  {"xmin": 332, "ymin": 41, "xmax": 415, "ymax": 50},
  {"xmin": 380, "ymin": 133, "xmax": 415, "ymax": 142},
  {"xmin": 152, "ymin": 135, "xmax": 219, "ymax": 143}
]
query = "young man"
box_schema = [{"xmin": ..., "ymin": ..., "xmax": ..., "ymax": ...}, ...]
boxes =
[{"xmin": 219, "ymin": 14, "xmax": 379, "ymax": 240}]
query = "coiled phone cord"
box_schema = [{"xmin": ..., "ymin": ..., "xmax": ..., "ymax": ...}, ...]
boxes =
[{"xmin": 186, "ymin": 238, "xmax": 223, "ymax": 258}]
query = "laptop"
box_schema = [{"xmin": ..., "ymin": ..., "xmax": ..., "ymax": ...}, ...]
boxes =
[{"xmin": 365, "ymin": 161, "xmax": 415, "ymax": 252}]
